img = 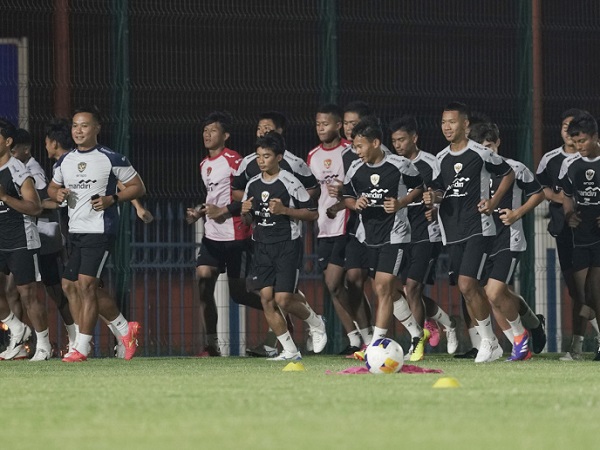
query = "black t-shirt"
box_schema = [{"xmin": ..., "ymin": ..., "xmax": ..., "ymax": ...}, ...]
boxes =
[
  {"xmin": 536, "ymin": 146, "xmax": 576, "ymax": 237},
  {"xmin": 409, "ymin": 150, "xmax": 442, "ymax": 244},
  {"xmin": 343, "ymin": 152, "xmax": 423, "ymax": 247},
  {"xmin": 559, "ymin": 153, "xmax": 600, "ymax": 247},
  {"xmin": 243, "ymin": 169, "xmax": 316, "ymax": 244},
  {"xmin": 431, "ymin": 140, "xmax": 512, "ymax": 245}
]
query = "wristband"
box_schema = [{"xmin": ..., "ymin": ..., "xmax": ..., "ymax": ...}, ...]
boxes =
[{"xmin": 112, "ymin": 194, "xmax": 119, "ymax": 204}]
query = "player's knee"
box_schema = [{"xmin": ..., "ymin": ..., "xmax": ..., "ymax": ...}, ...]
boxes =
[
  {"xmin": 274, "ymin": 292, "xmax": 294, "ymax": 309},
  {"xmin": 457, "ymin": 277, "xmax": 479, "ymax": 300}
]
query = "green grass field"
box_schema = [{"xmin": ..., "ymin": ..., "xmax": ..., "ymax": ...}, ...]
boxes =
[{"xmin": 1, "ymin": 353, "xmax": 598, "ymax": 450}]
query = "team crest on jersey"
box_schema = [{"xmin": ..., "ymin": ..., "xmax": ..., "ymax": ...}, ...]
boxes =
[
  {"xmin": 370, "ymin": 174, "xmax": 380, "ymax": 186},
  {"xmin": 324, "ymin": 159, "xmax": 332, "ymax": 169},
  {"xmin": 207, "ymin": 167, "xmax": 212, "ymax": 176},
  {"xmin": 454, "ymin": 163, "xmax": 463, "ymax": 174},
  {"xmin": 261, "ymin": 191, "xmax": 269, "ymax": 203},
  {"xmin": 586, "ymin": 169, "xmax": 595, "ymax": 181},
  {"xmin": 78, "ymin": 162, "xmax": 87, "ymax": 172}
]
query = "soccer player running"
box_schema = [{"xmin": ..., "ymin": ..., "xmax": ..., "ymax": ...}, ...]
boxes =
[
  {"xmin": 185, "ymin": 111, "xmax": 263, "ymax": 357},
  {"xmin": 10, "ymin": 128, "xmax": 77, "ymax": 356},
  {"xmin": 389, "ymin": 115, "xmax": 459, "ymax": 357},
  {"xmin": 537, "ymin": 109, "xmax": 599, "ymax": 360},
  {"xmin": 233, "ymin": 111, "xmax": 320, "ymax": 357},
  {"xmin": 423, "ymin": 102, "xmax": 515, "ymax": 363},
  {"xmin": 559, "ymin": 112, "xmax": 600, "ymax": 361},
  {"xmin": 469, "ymin": 121, "xmax": 547, "ymax": 360},
  {"xmin": 343, "ymin": 117, "xmax": 424, "ymax": 353},
  {"xmin": 307, "ymin": 103, "xmax": 367, "ymax": 354},
  {"xmin": 241, "ymin": 132, "xmax": 327, "ymax": 361},
  {"xmin": 0, "ymin": 119, "xmax": 48, "ymax": 361},
  {"xmin": 48, "ymin": 107, "xmax": 145, "ymax": 362}
]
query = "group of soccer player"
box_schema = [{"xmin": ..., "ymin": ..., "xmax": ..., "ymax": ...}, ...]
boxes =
[
  {"xmin": 193, "ymin": 99, "xmax": 600, "ymax": 364},
  {"xmin": 1, "ymin": 100, "xmax": 598, "ymax": 364},
  {"xmin": 0, "ymin": 109, "xmax": 150, "ymax": 362}
]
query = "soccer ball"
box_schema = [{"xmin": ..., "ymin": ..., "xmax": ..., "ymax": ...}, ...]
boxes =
[{"xmin": 365, "ymin": 338, "xmax": 404, "ymax": 374}]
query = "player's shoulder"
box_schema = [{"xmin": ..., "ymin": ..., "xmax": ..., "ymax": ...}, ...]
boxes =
[
  {"xmin": 8, "ymin": 156, "xmax": 28, "ymax": 172},
  {"xmin": 246, "ymin": 173, "xmax": 263, "ymax": 187},
  {"xmin": 415, "ymin": 149, "xmax": 438, "ymax": 165},
  {"xmin": 222, "ymin": 147, "xmax": 242, "ymax": 160},
  {"xmin": 437, "ymin": 145, "xmax": 451, "ymax": 160},
  {"xmin": 97, "ymin": 145, "xmax": 129, "ymax": 165},
  {"xmin": 279, "ymin": 168, "xmax": 302, "ymax": 185},
  {"xmin": 541, "ymin": 146, "xmax": 565, "ymax": 162},
  {"xmin": 468, "ymin": 140, "xmax": 493, "ymax": 155}
]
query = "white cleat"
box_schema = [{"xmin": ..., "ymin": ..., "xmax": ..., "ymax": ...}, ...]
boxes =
[
  {"xmin": 474, "ymin": 338, "xmax": 503, "ymax": 363},
  {"xmin": 559, "ymin": 351, "xmax": 583, "ymax": 361},
  {"xmin": 446, "ymin": 327, "xmax": 459, "ymax": 355},
  {"xmin": 30, "ymin": 347, "xmax": 51, "ymax": 361},
  {"xmin": 1, "ymin": 325, "xmax": 32, "ymax": 360},
  {"xmin": 114, "ymin": 342, "xmax": 126, "ymax": 359},
  {"xmin": 309, "ymin": 316, "xmax": 327, "ymax": 353},
  {"xmin": 266, "ymin": 350, "xmax": 302, "ymax": 361}
]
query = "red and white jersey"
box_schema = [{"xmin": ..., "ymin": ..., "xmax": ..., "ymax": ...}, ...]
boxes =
[
  {"xmin": 307, "ymin": 139, "xmax": 351, "ymax": 237},
  {"xmin": 200, "ymin": 148, "xmax": 251, "ymax": 241}
]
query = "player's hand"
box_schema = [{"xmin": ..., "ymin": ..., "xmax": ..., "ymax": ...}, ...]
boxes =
[
  {"xmin": 383, "ymin": 197, "xmax": 400, "ymax": 213},
  {"xmin": 355, "ymin": 196, "xmax": 369, "ymax": 211},
  {"xmin": 327, "ymin": 179, "xmax": 343, "ymax": 199},
  {"xmin": 566, "ymin": 211, "xmax": 581, "ymax": 228},
  {"xmin": 422, "ymin": 187, "xmax": 436, "ymax": 208},
  {"xmin": 55, "ymin": 188, "xmax": 70, "ymax": 203},
  {"xmin": 241, "ymin": 197, "xmax": 254, "ymax": 215},
  {"xmin": 477, "ymin": 199, "xmax": 493, "ymax": 215},
  {"xmin": 90, "ymin": 195, "xmax": 113, "ymax": 211},
  {"xmin": 205, "ymin": 203, "xmax": 226, "ymax": 222},
  {"xmin": 136, "ymin": 207, "xmax": 154, "ymax": 223},
  {"xmin": 0, "ymin": 184, "xmax": 6, "ymax": 202},
  {"xmin": 186, "ymin": 206, "xmax": 203, "ymax": 224},
  {"xmin": 425, "ymin": 208, "xmax": 437, "ymax": 222},
  {"xmin": 269, "ymin": 198, "xmax": 287, "ymax": 215},
  {"xmin": 499, "ymin": 208, "xmax": 519, "ymax": 226},
  {"xmin": 326, "ymin": 206, "xmax": 337, "ymax": 219}
]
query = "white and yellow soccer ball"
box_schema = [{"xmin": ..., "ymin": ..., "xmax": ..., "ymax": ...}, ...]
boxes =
[{"xmin": 365, "ymin": 338, "xmax": 404, "ymax": 374}]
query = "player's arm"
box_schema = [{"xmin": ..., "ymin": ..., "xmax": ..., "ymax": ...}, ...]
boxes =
[
  {"xmin": 479, "ymin": 167, "xmax": 515, "ymax": 215},
  {"xmin": 92, "ymin": 174, "xmax": 146, "ymax": 211},
  {"xmin": 500, "ymin": 191, "xmax": 545, "ymax": 226},
  {"xmin": 268, "ymin": 198, "xmax": 317, "ymax": 222},
  {"xmin": 47, "ymin": 180, "xmax": 70, "ymax": 204},
  {"xmin": 117, "ymin": 180, "xmax": 153, "ymax": 223},
  {"xmin": 0, "ymin": 177, "xmax": 42, "ymax": 216},
  {"xmin": 542, "ymin": 187, "xmax": 563, "ymax": 204},
  {"xmin": 562, "ymin": 194, "xmax": 580, "ymax": 228}
]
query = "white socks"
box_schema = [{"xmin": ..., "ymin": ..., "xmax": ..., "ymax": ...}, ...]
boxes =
[
  {"xmin": 277, "ymin": 331, "xmax": 298, "ymax": 353},
  {"xmin": 393, "ymin": 299, "xmax": 422, "ymax": 338}
]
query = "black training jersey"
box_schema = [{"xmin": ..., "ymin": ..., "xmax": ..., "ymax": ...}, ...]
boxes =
[
  {"xmin": 0, "ymin": 157, "xmax": 41, "ymax": 251},
  {"xmin": 343, "ymin": 152, "xmax": 423, "ymax": 247},
  {"xmin": 432, "ymin": 140, "xmax": 512, "ymax": 245},
  {"xmin": 243, "ymin": 169, "xmax": 316, "ymax": 244},
  {"xmin": 409, "ymin": 150, "xmax": 442, "ymax": 244},
  {"xmin": 232, "ymin": 150, "xmax": 318, "ymax": 193},
  {"xmin": 490, "ymin": 157, "xmax": 542, "ymax": 253},
  {"xmin": 559, "ymin": 154, "xmax": 600, "ymax": 247},
  {"xmin": 536, "ymin": 146, "xmax": 578, "ymax": 237}
]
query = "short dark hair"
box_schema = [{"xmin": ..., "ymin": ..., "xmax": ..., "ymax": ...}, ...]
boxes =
[
  {"xmin": 255, "ymin": 131, "xmax": 286, "ymax": 156},
  {"xmin": 0, "ymin": 118, "xmax": 16, "ymax": 140},
  {"xmin": 561, "ymin": 108, "xmax": 585, "ymax": 122},
  {"xmin": 202, "ymin": 111, "xmax": 233, "ymax": 134},
  {"xmin": 343, "ymin": 101, "xmax": 372, "ymax": 119},
  {"xmin": 469, "ymin": 122, "xmax": 500, "ymax": 145},
  {"xmin": 258, "ymin": 111, "xmax": 288, "ymax": 132},
  {"xmin": 351, "ymin": 115, "xmax": 383, "ymax": 142},
  {"xmin": 12, "ymin": 128, "xmax": 32, "ymax": 149},
  {"xmin": 316, "ymin": 103, "xmax": 343, "ymax": 122},
  {"xmin": 45, "ymin": 118, "xmax": 75, "ymax": 150},
  {"xmin": 443, "ymin": 101, "xmax": 470, "ymax": 120},
  {"xmin": 73, "ymin": 105, "xmax": 101, "ymax": 124},
  {"xmin": 468, "ymin": 111, "xmax": 492, "ymax": 127},
  {"xmin": 389, "ymin": 115, "xmax": 418, "ymax": 135},
  {"xmin": 567, "ymin": 112, "xmax": 598, "ymax": 137}
]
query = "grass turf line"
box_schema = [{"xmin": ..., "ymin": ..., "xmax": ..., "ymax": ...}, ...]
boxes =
[{"xmin": 0, "ymin": 354, "xmax": 597, "ymax": 450}]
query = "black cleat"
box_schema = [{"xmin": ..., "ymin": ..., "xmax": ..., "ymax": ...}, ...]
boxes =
[
  {"xmin": 531, "ymin": 314, "xmax": 547, "ymax": 354},
  {"xmin": 594, "ymin": 350, "xmax": 600, "ymax": 362},
  {"xmin": 454, "ymin": 347, "xmax": 478, "ymax": 359},
  {"xmin": 338, "ymin": 345, "xmax": 361, "ymax": 356}
]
